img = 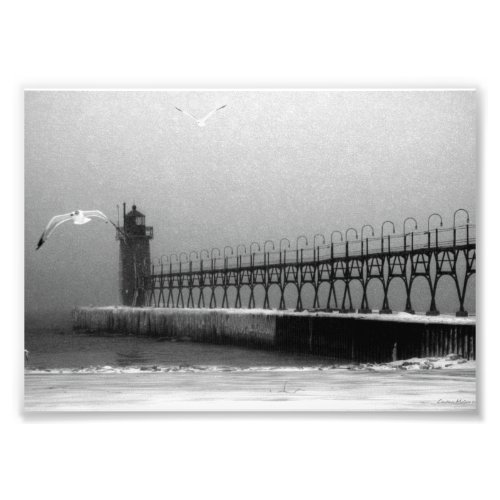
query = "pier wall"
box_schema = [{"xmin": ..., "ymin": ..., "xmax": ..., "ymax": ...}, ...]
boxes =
[{"xmin": 73, "ymin": 307, "xmax": 476, "ymax": 362}]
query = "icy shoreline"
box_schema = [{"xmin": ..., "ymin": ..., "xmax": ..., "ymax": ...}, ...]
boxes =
[{"xmin": 25, "ymin": 354, "xmax": 475, "ymax": 375}]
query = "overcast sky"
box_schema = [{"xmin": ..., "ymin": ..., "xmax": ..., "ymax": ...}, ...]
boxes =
[{"xmin": 25, "ymin": 90, "xmax": 476, "ymax": 313}]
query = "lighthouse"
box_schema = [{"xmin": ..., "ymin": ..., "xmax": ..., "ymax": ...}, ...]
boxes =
[{"xmin": 116, "ymin": 203, "xmax": 153, "ymax": 306}]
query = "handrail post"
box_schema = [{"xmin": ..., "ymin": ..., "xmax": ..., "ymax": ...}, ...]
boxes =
[
  {"xmin": 388, "ymin": 235, "xmax": 391, "ymax": 253},
  {"xmin": 435, "ymin": 228, "xmax": 438, "ymax": 248},
  {"xmin": 467, "ymin": 224, "xmax": 469, "ymax": 245},
  {"xmin": 453, "ymin": 227, "xmax": 456, "ymax": 247}
]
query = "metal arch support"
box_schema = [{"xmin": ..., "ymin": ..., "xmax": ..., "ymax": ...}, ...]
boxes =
[
  {"xmin": 279, "ymin": 238, "xmax": 291, "ymax": 251},
  {"xmin": 139, "ymin": 214, "xmax": 475, "ymax": 316},
  {"xmin": 453, "ymin": 208, "xmax": 470, "ymax": 228},
  {"xmin": 330, "ymin": 231, "xmax": 343, "ymax": 243},
  {"xmin": 345, "ymin": 228, "xmax": 358, "ymax": 241},
  {"xmin": 296, "ymin": 235, "xmax": 309, "ymax": 249},
  {"xmin": 427, "ymin": 213, "xmax": 443, "ymax": 232},
  {"xmin": 249, "ymin": 242, "xmax": 261, "ymax": 254}
]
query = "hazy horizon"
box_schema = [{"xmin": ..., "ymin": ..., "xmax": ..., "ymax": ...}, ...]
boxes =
[{"xmin": 25, "ymin": 90, "xmax": 476, "ymax": 314}]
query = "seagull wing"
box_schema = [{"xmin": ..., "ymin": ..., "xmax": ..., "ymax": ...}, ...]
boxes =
[
  {"xmin": 82, "ymin": 210, "xmax": 109, "ymax": 222},
  {"xmin": 174, "ymin": 106, "xmax": 200, "ymax": 122},
  {"xmin": 199, "ymin": 104, "xmax": 227, "ymax": 123},
  {"xmin": 36, "ymin": 213, "xmax": 73, "ymax": 250},
  {"xmin": 83, "ymin": 210, "xmax": 127, "ymax": 245}
]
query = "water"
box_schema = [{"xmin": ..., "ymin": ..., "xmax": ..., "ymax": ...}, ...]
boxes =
[{"xmin": 24, "ymin": 324, "xmax": 345, "ymax": 372}]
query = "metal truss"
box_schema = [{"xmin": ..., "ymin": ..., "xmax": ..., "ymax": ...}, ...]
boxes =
[{"xmin": 136, "ymin": 217, "xmax": 476, "ymax": 317}]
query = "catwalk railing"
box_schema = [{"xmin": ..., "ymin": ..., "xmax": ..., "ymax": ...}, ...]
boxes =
[{"xmin": 134, "ymin": 218, "xmax": 476, "ymax": 317}]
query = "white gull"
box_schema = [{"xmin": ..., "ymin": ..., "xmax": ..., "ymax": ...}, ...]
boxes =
[
  {"xmin": 174, "ymin": 104, "xmax": 227, "ymax": 127},
  {"xmin": 36, "ymin": 210, "xmax": 110, "ymax": 250}
]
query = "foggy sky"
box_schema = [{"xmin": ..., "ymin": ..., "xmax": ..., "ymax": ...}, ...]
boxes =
[{"xmin": 24, "ymin": 90, "xmax": 476, "ymax": 313}]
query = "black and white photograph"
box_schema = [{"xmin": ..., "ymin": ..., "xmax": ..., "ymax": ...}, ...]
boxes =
[
  {"xmin": 24, "ymin": 89, "xmax": 476, "ymax": 411},
  {"xmin": 5, "ymin": 2, "xmax": 500, "ymax": 499}
]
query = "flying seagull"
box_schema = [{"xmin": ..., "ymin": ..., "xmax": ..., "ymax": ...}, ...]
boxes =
[
  {"xmin": 175, "ymin": 104, "xmax": 227, "ymax": 127},
  {"xmin": 36, "ymin": 210, "xmax": 110, "ymax": 250}
]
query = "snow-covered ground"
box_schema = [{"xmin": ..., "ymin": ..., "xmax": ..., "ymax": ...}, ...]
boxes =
[{"xmin": 24, "ymin": 354, "xmax": 475, "ymax": 412}]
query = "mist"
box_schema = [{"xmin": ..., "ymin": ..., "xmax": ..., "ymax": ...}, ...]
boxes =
[{"xmin": 24, "ymin": 90, "xmax": 476, "ymax": 315}]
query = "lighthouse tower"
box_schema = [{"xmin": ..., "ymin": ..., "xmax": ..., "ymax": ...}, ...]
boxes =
[{"xmin": 116, "ymin": 203, "xmax": 154, "ymax": 306}]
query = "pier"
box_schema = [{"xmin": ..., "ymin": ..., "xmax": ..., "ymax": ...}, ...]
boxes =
[
  {"xmin": 122, "ymin": 207, "xmax": 475, "ymax": 317},
  {"xmin": 73, "ymin": 307, "xmax": 476, "ymax": 362},
  {"xmin": 97, "ymin": 205, "xmax": 476, "ymax": 363}
]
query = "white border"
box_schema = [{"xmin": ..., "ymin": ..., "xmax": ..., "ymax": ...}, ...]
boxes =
[
  {"xmin": 25, "ymin": 87, "xmax": 476, "ymax": 91},
  {"xmin": 4, "ymin": 1, "xmax": 499, "ymax": 499}
]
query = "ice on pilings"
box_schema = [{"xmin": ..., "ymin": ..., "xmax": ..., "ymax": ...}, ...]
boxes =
[{"xmin": 76, "ymin": 306, "xmax": 476, "ymax": 324}]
